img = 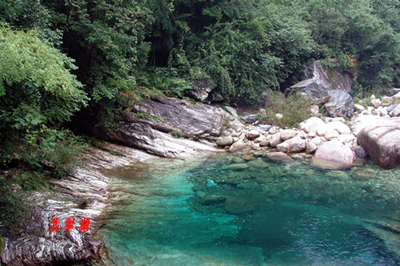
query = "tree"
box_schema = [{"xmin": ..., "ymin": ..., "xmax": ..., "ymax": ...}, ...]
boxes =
[{"xmin": 0, "ymin": 23, "xmax": 87, "ymax": 168}]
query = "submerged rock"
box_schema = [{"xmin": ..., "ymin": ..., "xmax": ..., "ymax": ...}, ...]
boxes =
[
  {"xmin": 221, "ymin": 163, "xmax": 249, "ymax": 170},
  {"xmin": 223, "ymin": 197, "xmax": 260, "ymax": 215}
]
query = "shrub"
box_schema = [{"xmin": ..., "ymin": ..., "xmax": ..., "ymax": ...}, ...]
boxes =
[{"xmin": 258, "ymin": 90, "xmax": 313, "ymax": 128}]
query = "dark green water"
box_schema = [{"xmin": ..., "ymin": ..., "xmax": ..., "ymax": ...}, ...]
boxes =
[{"xmin": 100, "ymin": 155, "xmax": 400, "ymax": 266}]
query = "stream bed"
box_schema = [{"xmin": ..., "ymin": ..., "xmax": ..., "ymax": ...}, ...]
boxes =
[{"xmin": 99, "ymin": 154, "xmax": 400, "ymax": 266}]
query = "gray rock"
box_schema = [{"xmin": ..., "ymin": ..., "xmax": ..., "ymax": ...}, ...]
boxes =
[
  {"xmin": 0, "ymin": 144, "xmax": 154, "ymax": 266},
  {"xmin": 223, "ymin": 197, "xmax": 260, "ymax": 215},
  {"xmin": 232, "ymin": 156, "xmax": 245, "ymax": 163},
  {"xmin": 247, "ymin": 130, "xmax": 260, "ymax": 139},
  {"xmin": 387, "ymin": 103, "xmax": 398, "ymax": 113},
  {"xmin": 303, "ymin": 117, "xmax": 326, "ymax": 134},
  {"xmin": 324, "ymin": 129, "xmax": 339, "ymax": 140},
  {"xmin": 325, "ymin": 90, "xmax": 355, "ymax": 118},
  {"xmin": 325, "ymin": 121, "xmax": 352, "ymax": 134},
  {"xmin": 291, "ymin": 60, "xmax": 354, "ymax": 100},
  {"xmin": 247, "ymin": 159, "xmax": 269, "ymax": 169},
  {"xmin": 357, "ymin": 117, "xmax": 400, "ymax": 167},
  {"xmin": 81, "ymin": 95, "xmax": 232, "ymax": 158},
  {"xmin": 381, "ymin": 96, "xmax": 394, "ymax": 106},
  {"xmin": 355, "ymin": 146, "xmax": 368, "ymax": 158},
  {"xmin": 188, "ymin": 79, "xmax": 212, "ymax": 102},
  {"xmin": 259, "ymin": 138, "xmax": 270, "ymax": 147},
  {"xmin": 263, "ymin": 152, "xmax": 293, "ymax": 162},
  {"xmin": 354, "ymin": 104, "xmax": 365, "ymax": 111},
  {"xmin": 253, "ymin": 124, "xmax": 272, "ymax": 132},
  {"xmin": 390, "ymin": 103, "xmax": 400, "ymax": 117},
  {"xmin": 241, "ymin": 114, "xmax": 258, "ymax": 124}
]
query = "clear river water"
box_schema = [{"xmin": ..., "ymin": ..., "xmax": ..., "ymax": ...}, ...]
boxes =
[{"xmin": 99, "ymin": 154, "xmax": 400, "ymax": 266}]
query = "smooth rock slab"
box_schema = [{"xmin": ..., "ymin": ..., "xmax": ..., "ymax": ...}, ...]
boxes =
[
  {"xmin": 312, "ymin": 140, "xmax": 355, "ymax": 169},
  {"xmin": 357, "ymin": 117, "xmax": 400, "ymax": 167}
]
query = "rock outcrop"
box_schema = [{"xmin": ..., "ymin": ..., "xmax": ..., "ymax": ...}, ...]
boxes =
[
  {"xmin": 0, "ymin": 144, "xmax": 158, "ymax": 266},
  {"xmin": 83, "ymin": 95, "xmax": 244, "ymax": 158},
  {"xmin": 357, "ymin": 117, "xmax": 400, "ymax": 167},
  {"xmin": 291, "ymin": 60, "xmax": 355, "ymax": 118}
]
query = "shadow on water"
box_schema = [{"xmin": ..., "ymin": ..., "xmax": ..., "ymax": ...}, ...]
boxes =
[{"xmin": 99, "ymin": 154, "xmax": 400, "ymax": 266}]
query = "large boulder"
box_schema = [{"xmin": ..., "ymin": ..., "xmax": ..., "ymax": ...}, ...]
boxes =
[
  {"xmin": 357, "ymin": 117, "xmax": 400, "ymax": 167},
  {"xmin": 291, "ymin": 60, "xmax": 354, "ymax": 100},
  {"xmin": 291, "ymin": 60, "xmax": 355, "ymax": 118},
  {"xmin": 312, "ymin": 140, "xmax": 355, "ymax": 169},
  {"xmin": 325, "ymin": 90, "xmax": 355, "ymax": 118}
]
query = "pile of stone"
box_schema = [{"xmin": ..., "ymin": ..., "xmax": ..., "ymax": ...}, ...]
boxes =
[
  {"xmin": 216, "ymin": 116, "xmax": 363, "ymax": 170},
  {"xmin": 354, "ymin": 92, "xmax": 400, "ymax": 117}
]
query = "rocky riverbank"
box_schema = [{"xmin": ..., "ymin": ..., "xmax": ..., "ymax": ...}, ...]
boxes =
[
  {"xmin": 216, "ymin": 92, "xmax": 400, "ymax": 169},
  {"xmin": 0, "ymin": 144, "xmax": 159, "ymax": 265}
]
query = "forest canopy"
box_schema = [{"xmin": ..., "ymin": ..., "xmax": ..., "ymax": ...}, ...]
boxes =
[
  {"xmin": 2, "ymin": 0, "xmax": 399, "ymax": 105},
  {"xmin": 0, "ymin": 0, "xmax": 400, "ymax": 157}
]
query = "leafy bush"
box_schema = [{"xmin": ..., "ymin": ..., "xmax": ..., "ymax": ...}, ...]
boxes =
[
  {"xmin": 258, "ymin": 91, "xmax": 313, "ymax": 128},
  {"xmin": 0, "ymin": 174, "xmax": 28, "ymax": 230}
]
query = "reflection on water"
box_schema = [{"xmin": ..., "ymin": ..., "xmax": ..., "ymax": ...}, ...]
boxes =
[{"xmin": 99, "ymin": 154, "xmax": 400, "ymax": 266}]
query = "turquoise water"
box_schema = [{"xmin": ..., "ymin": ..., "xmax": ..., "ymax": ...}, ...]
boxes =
[{"xmin": 100, "ymin": 155, "xmax": 400, "ymax": 266}]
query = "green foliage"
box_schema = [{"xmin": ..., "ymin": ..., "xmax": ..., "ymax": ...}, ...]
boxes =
[
  {"xmin": 42, "ymin": 0, "xmax": 153, "ymax": 102},
  {"xmin": 136, "ymin": 112, "xmax": 164, "ymax": 122},
  {"xmin": 0, "ymin": 23, "xmax": 87, "ymax": 129},
  {"xmin": 0, "ymin": 174, "xmax": 28, "ymax": 230},
  {"xmin": 0, "ymin": 24, "xmax": 87, "ymax": 178},
  {"xmin": 258, "ymin": 91, "xmax": 313, "ymax": 128},
  {"xmin": 303, "ymin": 0, "xmax": 400, "ymax": 90},
  {"xmin": 146, "ymin": 0, "xmax": 316, "ymax": 102},
  {"xmin": 170, "ymin": 130, "xmax": 187, "ymax": 138}
]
